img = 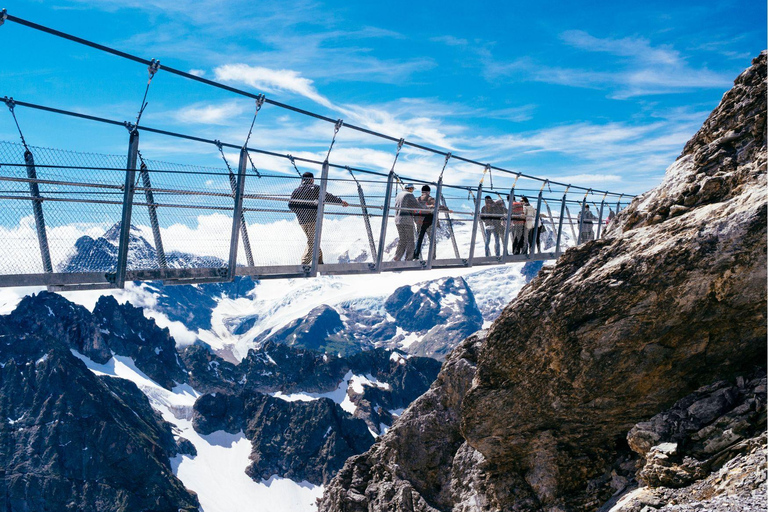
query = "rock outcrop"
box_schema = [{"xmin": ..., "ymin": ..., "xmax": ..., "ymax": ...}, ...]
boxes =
[
  {"xmin": 0, "ymin": 293, "xmax": 198, "ymax": 512},
  {"xmin": 319, "ymin": 52, "xmax": 767, "ymax": 512}
]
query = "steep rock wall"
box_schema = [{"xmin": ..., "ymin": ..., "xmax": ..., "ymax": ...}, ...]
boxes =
[{"xmin": 319, "ymin": 52, "xmax": 766, "ymax": 512}]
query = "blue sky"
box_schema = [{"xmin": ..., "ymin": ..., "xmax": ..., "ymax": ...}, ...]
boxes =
[{"xmin": 0, "ymin": 0, "xmax": 764, "ymax": 196}]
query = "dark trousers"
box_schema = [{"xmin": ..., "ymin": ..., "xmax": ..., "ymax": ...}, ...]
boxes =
[
  {"xmin": 414, "ymin": 215, "xmax": 434, "ymax": 259},
  {"xmin": 511, "ymin": 224, "xmax": 525, "ymax": 254}
]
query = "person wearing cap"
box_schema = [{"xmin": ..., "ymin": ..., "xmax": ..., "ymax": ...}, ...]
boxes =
[
  {"xmin": 288, "ymin": 171, "xmax": 348, "ymax": 265},
  {"xmin": 393, "ymin": 183, "xmax": 419, "ymax": 261}
]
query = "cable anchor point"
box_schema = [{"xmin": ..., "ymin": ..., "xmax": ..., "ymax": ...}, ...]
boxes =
[{"xmin": 0, "ymin": 9, "xmax": 7, "ymax": 27}]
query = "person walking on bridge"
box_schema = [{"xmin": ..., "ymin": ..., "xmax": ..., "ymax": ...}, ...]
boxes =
[
  {"xmin": 413, "ymin": 185, "xmax": 449, "ymax": 260},
  {"xmin": 480, "ymin": 196, "xmax": 506, "ymax": 257},
  {"xmin": 578, "ymin": 204, "xmax": 597, "ymax": 244},
  {"xmin": 393, "ymin": 183, "xmax": 419, "ymax": 261},
  {"xmin": 510, "ymin": 197, "xmax": 526, "ymax": 255},
  {"xmin": 289, "ymin": 171, "xmax": 348, "ymax": 265}
]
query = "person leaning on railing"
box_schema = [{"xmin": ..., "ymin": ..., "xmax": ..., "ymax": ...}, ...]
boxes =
[{"xmin": 289, "ymin": 171, "xmax": 348, "ymax": 265}]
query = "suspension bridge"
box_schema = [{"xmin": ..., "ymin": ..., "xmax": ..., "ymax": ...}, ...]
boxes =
[{"xmin": 0, "ymin": 10, "xmax": 634, "ymax": 291}]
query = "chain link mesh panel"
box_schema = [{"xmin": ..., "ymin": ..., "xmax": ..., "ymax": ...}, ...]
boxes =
[{"xmin": 0, "ymin": 141, "xmax": 125, "ymax": 274}]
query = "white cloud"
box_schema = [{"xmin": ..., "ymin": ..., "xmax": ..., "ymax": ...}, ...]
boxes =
[
  {"xmin": 484, "ymin": 31, "xmax": 735, "ymax": 98},
  {"xmin": 214, "ymin": 64, "xmax": 335, "ymax": 109},
  {"xmin": 173, "ymin": 100, "xmax": 246, "ymax": 125}
]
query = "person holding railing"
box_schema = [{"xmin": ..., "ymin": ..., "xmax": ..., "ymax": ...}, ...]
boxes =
[
  {"xmin": 289, "ymin": 171, "xmax": 348, "ymax": 265},
  {"xmin": 578, "ymin": 204, "xmax": 597, "ymax": 244},
  {"xmin": 480, "ymin": 195, "xmax": 506, "ymax": 257},
  {"xmin": 522, "ymin": 196, "xmax": 546, "ymax": 253}
]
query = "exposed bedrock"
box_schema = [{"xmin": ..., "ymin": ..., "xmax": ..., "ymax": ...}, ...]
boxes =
[{"xmin": 319, "ymin": 52, "xmax": 766, "ymax": 512}]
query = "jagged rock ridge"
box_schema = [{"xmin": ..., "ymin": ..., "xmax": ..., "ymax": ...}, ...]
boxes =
[
  {"xmin": 319, "ymin": 52, "xmax": 767, "ymax": 512},
  {"xmin": 0, "ymin": 293, "xmax": 198, "ymax": 512}
]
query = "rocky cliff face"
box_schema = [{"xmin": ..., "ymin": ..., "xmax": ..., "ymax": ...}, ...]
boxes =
[
  {"xmin": 319, "ymin": 52, "xmax": 767, "ymax": 512},
  {"xmin": 0, "ymin": 293, "xmax": 198, "ymax": 512}
]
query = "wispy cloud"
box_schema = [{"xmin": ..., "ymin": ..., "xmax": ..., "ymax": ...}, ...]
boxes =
[
  {"xmin": 171, "ymin": 100, "xmax": 246, "ymax": 125},
  {"xmin": 483, "ymin": 31, "xmax": 735, "ymax": 98},
  {"xmin": 214, "ymin": 64, "xmax": 335, "ymax": 109}
]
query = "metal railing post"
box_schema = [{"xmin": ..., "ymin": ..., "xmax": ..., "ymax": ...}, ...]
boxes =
[
  {"xmin": 374, "ymin": 171, "xmax": 394, "ymax": 273},
  {"xmin": 596, "ymin": 194, "xmax": 607, "ymax": 239},
  {"xmin": 310, "ymin": 160, "xmax": 329, "ymax": 277},
  {"xmin": 529, "ymin": 190, "xmax": 543, "ymax": 258},
  {"xmin": 502, "ymin": 189, "xmax": 514, "ymax": 259},
  {"xmin": 139, "ymin": 162, "xmax": 167, "ymax": 268},
  {"xmin": 114, "ymin": 128, "xmax": 139, "ymax": 288},
  {"xmin": 426, "ymin": 178, "xmax": 443, "ymax": 269},
  {"xmin": 226, "ymin": 152, "xmax": 254, "ymax": 267},
  {"xmin": 555, "ymin": 194, "xmax": 567, "ymax": 256},
  {"xmin": 467, "ymin": 183, "xmax": 483, "ymax": 266},
  {"xmin": 227, "ymin": 147, "xmax": 248, "ymax": 281},
  {"xmin": 23, "ymin": 149, "xmax": 52, "ymax": 273}
]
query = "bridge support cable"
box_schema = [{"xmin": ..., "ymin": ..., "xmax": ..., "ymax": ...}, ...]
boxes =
[
  {"xmin": 3, "ymin": 98, "xmax": 53, "ymax": 274},
  {"xmin": 310, "ymin": 120, "xmax": 343, "ymax": 277},
  {"xmin": 439, "ymin": 194, "xmax": 460, "ymax": 259},
  {"xmin": 437, "ymin": 153, "xmax": 459, "ymax": 258},
  {"xmin": 310, "ymin": 160, "xmax": 329, "ymax": 277},
  {"xmin": 130, "ymin": 58, "xmax": 167, "ymax": 270},
  {"xmin": 375, "ymin": 171, "xmax": 395, "ymax": 273},
  {"xmin": 374, "ymin": 138, "xmax": 405, "ymax": 273},
  {"xmin": 114, "ymin": 128, "xmax": 140, "ymax": 288},
  {"xmin": 1, "ymin": 11, "xmax": 635, "ymax": 201},
  {"xmin": 347, "ymin": 167, "xmax": 377, "ymax": 263},
  {"xmin": 596, "ymin": 192, "xmax": 608, "ymax": 239},
  {"xmin": 137, "ymin": 154, "xmax": 167, "ymax": 269},
  {"xmin": 555, "ymin": 188, "xmax": 569, "ymax": 256},
  {"xmin": 467, "ymin": 182, "xmax": 484, "ymax": 266},
  {"xmin": 426, "ymin": 177, "xmax": 444, "ymax": 270},
  {"xmin": 529, "ymin": 186, "xmax": 544, "ymax": 258},
  {"xmin": 502, "ymin": 173, "xmax": 521, "ymax": 259},
  {"xmin": 564, "ymin": 203, "xmax": 578, "ymax": 241},
  {"xmin": 227, "ymin": 147, "xmax": 249, "ymax": 281},
  {"xmin": 217, "ymin": 141, "xmax": 254, "ymax": 267}
]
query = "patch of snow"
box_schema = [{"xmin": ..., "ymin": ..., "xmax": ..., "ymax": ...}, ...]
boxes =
[
  {"xmin": 389, "ymin": 352, "xmax": 406, "ymax": 364},
  {"xmin": 72, "ymin": 349, "xmax": 322, "ymax": 512},
  {"xmin": 399, "ymin": 330, "xmax": 421, "ymax": 349},
  {"xmin": 271, "ymin": 370, "xmax": 353, "ymax": 412},
  {"xmin": 35, "ymin": 354, "xmax": 49, "ymax": 365},
  {"xmin": 45, "ymin": 305, "xmax": 55, "ymax": 317}
]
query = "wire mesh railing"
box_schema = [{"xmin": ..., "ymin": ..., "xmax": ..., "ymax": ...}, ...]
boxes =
[
  {"xmin": 0, "ymin": 137, "xmax": 630, "ymax": 290},
  {"xmin": 0, "ymin": 11, "xmax": 635, "ymax": 290}
]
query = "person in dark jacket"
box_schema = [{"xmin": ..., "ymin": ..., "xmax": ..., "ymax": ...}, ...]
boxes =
[
  {"xmin": 480, "ymin": 195, "xmax": 506, "ymax": 257},
  {"xmin": 289, "ymin": 171, "xmax": 348, "ymax": 265},
  {"xmin": 393, "ymin": 183, "xmax": 420, "ymax": 261}
]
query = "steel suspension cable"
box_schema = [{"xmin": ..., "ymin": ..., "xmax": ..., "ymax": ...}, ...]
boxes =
[{"xmin": 0, "ymin": 11, "xmax": 633, "ymax": 198}]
